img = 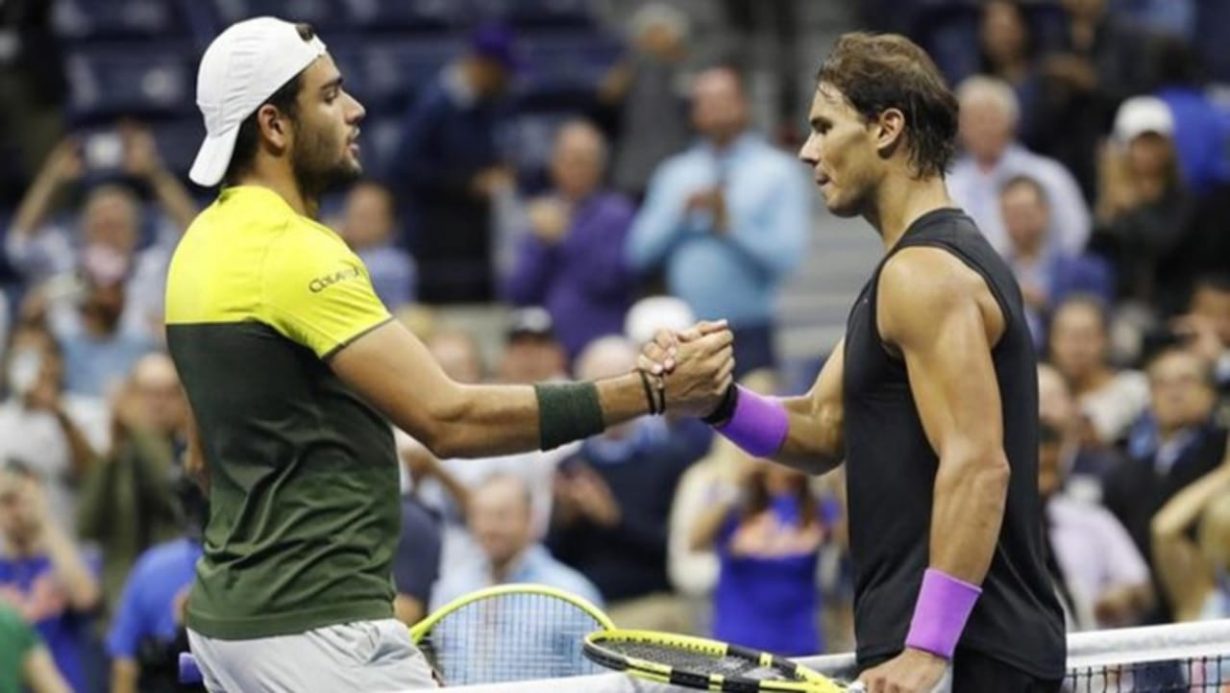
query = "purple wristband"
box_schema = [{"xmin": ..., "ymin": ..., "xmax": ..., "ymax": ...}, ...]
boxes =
[
  {"xmin": 905, "ymin": 568, "xmax": 982, "ymax": 659},
  {"xmin": 713, "ymin": 386, "xmax": 789, "ymax": 458}
]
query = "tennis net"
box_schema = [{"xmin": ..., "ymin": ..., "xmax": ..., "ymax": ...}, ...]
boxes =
[{"xmin": 449, "ymin": 620, "xmax": 1230, "ymax": 692}]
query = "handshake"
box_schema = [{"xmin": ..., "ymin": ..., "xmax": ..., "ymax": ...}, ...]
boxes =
[{"xmin": 635, "ymin": 320, "xmax": 736, "ymax": 419}]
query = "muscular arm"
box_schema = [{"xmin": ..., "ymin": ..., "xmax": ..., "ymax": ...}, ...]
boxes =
[
  {"xmin": 331, "ymin": 321, "xmax": 730, "ymax": 459},
  {"xmin": 879, "ymin": 248, "xmax": 1010, "ymax": 586},
  {"xmin": 773, "ymin": 340, "xmax": 845, "ymax": 474}
]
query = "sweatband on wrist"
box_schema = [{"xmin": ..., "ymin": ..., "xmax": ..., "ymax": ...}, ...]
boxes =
[
  {"xmin": 905, "ymin": 568, "xmax": 982, "ymax": 659},
  {"xmin": 712, "ymin": 386, "xmax": 789, "ymax": 458},
  {"xmin": 535, "ymin": 382, "xmax": 605, "ymax": 450}
]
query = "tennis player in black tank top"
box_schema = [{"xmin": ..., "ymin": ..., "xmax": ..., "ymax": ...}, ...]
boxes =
[{"xmin": 641, "ymin": 33, "xmax": 1064, "ymax": 692}]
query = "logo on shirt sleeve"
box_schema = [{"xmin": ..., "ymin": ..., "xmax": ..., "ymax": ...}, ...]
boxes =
[{"xmin": 308, "ymin": 263, "xmax": 364, "ymax": 293}]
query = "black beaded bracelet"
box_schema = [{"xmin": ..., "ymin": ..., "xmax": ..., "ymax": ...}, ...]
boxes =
[{"xmin": 638, "ymin": 369, "xmax": 663, "ymax": 415}]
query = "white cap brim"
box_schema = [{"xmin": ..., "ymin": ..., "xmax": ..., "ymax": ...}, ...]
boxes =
[{"xmin": 189, "ymin": 126, "xmax": 242, "ymax": 187}]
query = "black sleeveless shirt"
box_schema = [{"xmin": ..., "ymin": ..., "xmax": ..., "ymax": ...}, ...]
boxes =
[{"xmin": 842, "ymin": 208, "xmax": 1065, "ymax": 678}]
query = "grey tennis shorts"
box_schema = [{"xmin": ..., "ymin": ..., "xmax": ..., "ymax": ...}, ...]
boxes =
[{"xmin": 187, "ymin": 619, "xmax": 438, "ymax": 692}]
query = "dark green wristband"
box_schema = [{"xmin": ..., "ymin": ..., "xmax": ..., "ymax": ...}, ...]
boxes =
[{"xmin": 535, "ymin": 381, "xmax": 606, "ymax": 450}]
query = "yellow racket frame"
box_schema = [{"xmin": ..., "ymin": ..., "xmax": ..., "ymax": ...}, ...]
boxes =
[
  {"xmin": 409, "ymin": 582, "xmax": 616, "ymax": 643},
  {"xmin": 583, "ymin": 629, "xmax": 854, "ymax": 693}
]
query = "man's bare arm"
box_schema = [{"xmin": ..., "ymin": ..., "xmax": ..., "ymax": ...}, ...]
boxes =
[
  {"xmin": 640, "ymin": 333, "xmax": 844, "ymax": 476},
  {"xmin": 331, "ymin": 320, "xmax": 732, "ymax": 459},
  {"xmin": 879, "ymin": 247, "xmax": 1010, "ymax": 585},
  {"xmin": 774, "ymin": 339, "xmax": 844, "ymax": 474}
]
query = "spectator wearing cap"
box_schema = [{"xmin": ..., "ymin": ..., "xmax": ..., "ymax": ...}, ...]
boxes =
[
  {"xmin": 999, "ymin": 174, "xmax": 1112, "ymax": 346},
  {"xmin": 627, "ymin": 68, "xmax": 808, "ymax": 377},
  {"xmin": 387, "ymin": 23, "xmax": 518, "ymax": 304},
  {"xmin": 948, "ymin": 76, "xmax": 1090, "ymax": 258},
  {"xmin": 497, "ymin": 308, "xmax": 567, "ymax": 385},
  {"xmin": 502, "ymin": 121, "xmax": 636, "ymax": 361},
  {"xmin": 1027, "ymin": 0, "xmax": 1156, "ymax": 200},
  {"xmin": 5, "ymin": 126, "xmax": 199, "ymax": 341},
  {"xmin": 1091, "ymin": 96, "xmax": 1195, "ymax": 316}
]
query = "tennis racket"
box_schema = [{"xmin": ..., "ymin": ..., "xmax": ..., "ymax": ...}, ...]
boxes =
[
  {"xmin": 583, "ymin": 629, "xmax": 864, "ymax": 692},
  {"xmin": 409, "ymin": 583, "xmax": 616, "ymax": 686}
]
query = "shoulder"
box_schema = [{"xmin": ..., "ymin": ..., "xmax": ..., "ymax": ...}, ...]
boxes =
[
  {"xmin": 880, "ymin": 246, "xmax": 986, "ymax": 313},
  {"xmin": 878, "ymin": 245, "xmax": 997, "ymax": 345}
]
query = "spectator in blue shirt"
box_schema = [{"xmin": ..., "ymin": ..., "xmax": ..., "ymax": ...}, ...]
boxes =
[
  {"xmin": 627, "ymin": 67, "xmax": 809, "ymax": 376},
  {"xmin": 337, "ymin": 181, "xmax": 417, "ymax": 310},
  {"xmin": 999, "ymin": 175, "xmax": 1113, "ymax": 347},
  {"xmin": 392, "ymin": 495, "xmax": 442, "ymax": 628},
  {"xmin": 502, "ymin": 121, "xmax": 636, "ymax": 361},
  {"xmin": 386, "ymin": 24, "xmax": 517, "ymax": 304},
  {"xmin": 106, "ymin": 475, "xmax": 206, "ymax": 693},
  {"xmin": 107, "ymin": 537, "xmax": 202, "ymax": 693},
  {"xmin": 689, "ymin": 455, "xmax": 831, "ymax": 657},
  {"xmin": 431, "ymin": 474, "xmax": 601, "ymax": 610},
  {"xmin": 0, "ymin": 463, "xmax": 101, "ymax": 693}
]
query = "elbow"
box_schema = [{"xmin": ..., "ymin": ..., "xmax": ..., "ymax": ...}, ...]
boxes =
[
  {"xmin": 941, "ymin": 448, "xmax": 1010, "ymax": 499},
  {"xmin": 415, "ymin": 392, "xmax": 473, "ymax": 460}
]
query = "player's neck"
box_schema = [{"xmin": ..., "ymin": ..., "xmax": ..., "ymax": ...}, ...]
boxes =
[
  {"xmin": 236, "ymin": 168, "xmax": 319, "ymax": 219},
  {"xmin": 867, "ymin": 174, "xmax": 954, "ymax": 251}
]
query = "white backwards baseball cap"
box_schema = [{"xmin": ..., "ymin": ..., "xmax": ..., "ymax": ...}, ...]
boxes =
[{"xmin": 189, "ymin": 17, "xmax": 328, "ymax": 187}]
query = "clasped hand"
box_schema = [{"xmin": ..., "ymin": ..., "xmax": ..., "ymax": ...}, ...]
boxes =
[{"xmin": 636, "ymin": 320, "xmax": 735, "ymax": 418}]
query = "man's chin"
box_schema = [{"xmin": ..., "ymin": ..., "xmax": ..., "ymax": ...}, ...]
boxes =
[{"xmin": 824, "ymin": 196, "xmax": 860, "ymax": 219}]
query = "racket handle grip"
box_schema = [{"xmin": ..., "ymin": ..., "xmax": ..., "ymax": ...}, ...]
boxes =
[{"xmin": 179, "ymin": 652, "xmax": 202, "ymax": 685}]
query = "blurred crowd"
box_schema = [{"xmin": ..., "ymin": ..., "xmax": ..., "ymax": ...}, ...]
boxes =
[{"xmin": 0, "ymin": 0, "xmax": 1229, "ymax": 691}]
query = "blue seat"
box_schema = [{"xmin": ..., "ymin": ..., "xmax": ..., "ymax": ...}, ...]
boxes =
[
  {"xmin": 334, "ymin": 0, "xmax": 463, "ymax": 32},
  {"xmin": 515, "ymin": 30, "xmax": 621, "ymax": 102},
  {"xmin": 207, "ymin": 0, "xmax": 341, "ymax": 29},
  {"xmin": 332, "ymin": 36, "xmax": 459, "ymax": 111},
  {"xmin": 464, "ymin": 0, "xmax": 598, "ymax": 29},
  {"xmin": 148, "ymin": 117, "xmax": 208, "ymax": 178},
  {"xmin": 53, "ymin": 0, "xmax": 189, "ymax": 40},
  {"xmin": 64, "ymin": 43, "xmax": 197, "ymax": 121}
]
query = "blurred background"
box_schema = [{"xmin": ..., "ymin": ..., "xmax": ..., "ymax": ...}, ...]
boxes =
[{"xmin": 0, "ymin": 0, "xmax": 1229, "ymax": 691}]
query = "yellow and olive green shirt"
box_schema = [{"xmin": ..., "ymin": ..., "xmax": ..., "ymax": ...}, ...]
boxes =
[{"xmin": 166, "ymin": 185, "xmax": 398, "ymax": 639}]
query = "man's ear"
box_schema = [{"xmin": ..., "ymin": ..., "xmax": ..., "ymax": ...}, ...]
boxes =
[
  {"xmin": 875, "ymin": 108, "xmax": 906, "ymax": 160},
  {"xmin": 256, "ymin": 104, "xmax": 293, "ymax": 154}
]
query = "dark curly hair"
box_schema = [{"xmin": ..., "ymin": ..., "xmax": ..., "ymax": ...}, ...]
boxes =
[{"xmin": 816, "ymin": 32, "xmax": 959, "ymax": 178}]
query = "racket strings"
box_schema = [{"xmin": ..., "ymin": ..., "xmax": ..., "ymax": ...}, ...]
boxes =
[
  {"xmin": 603, "ymin": 641, "xmax": 806, "ymax": 682},
  {"xmin": 418, "ymin": 591, "xmax": 608, "ymax": 685}
]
